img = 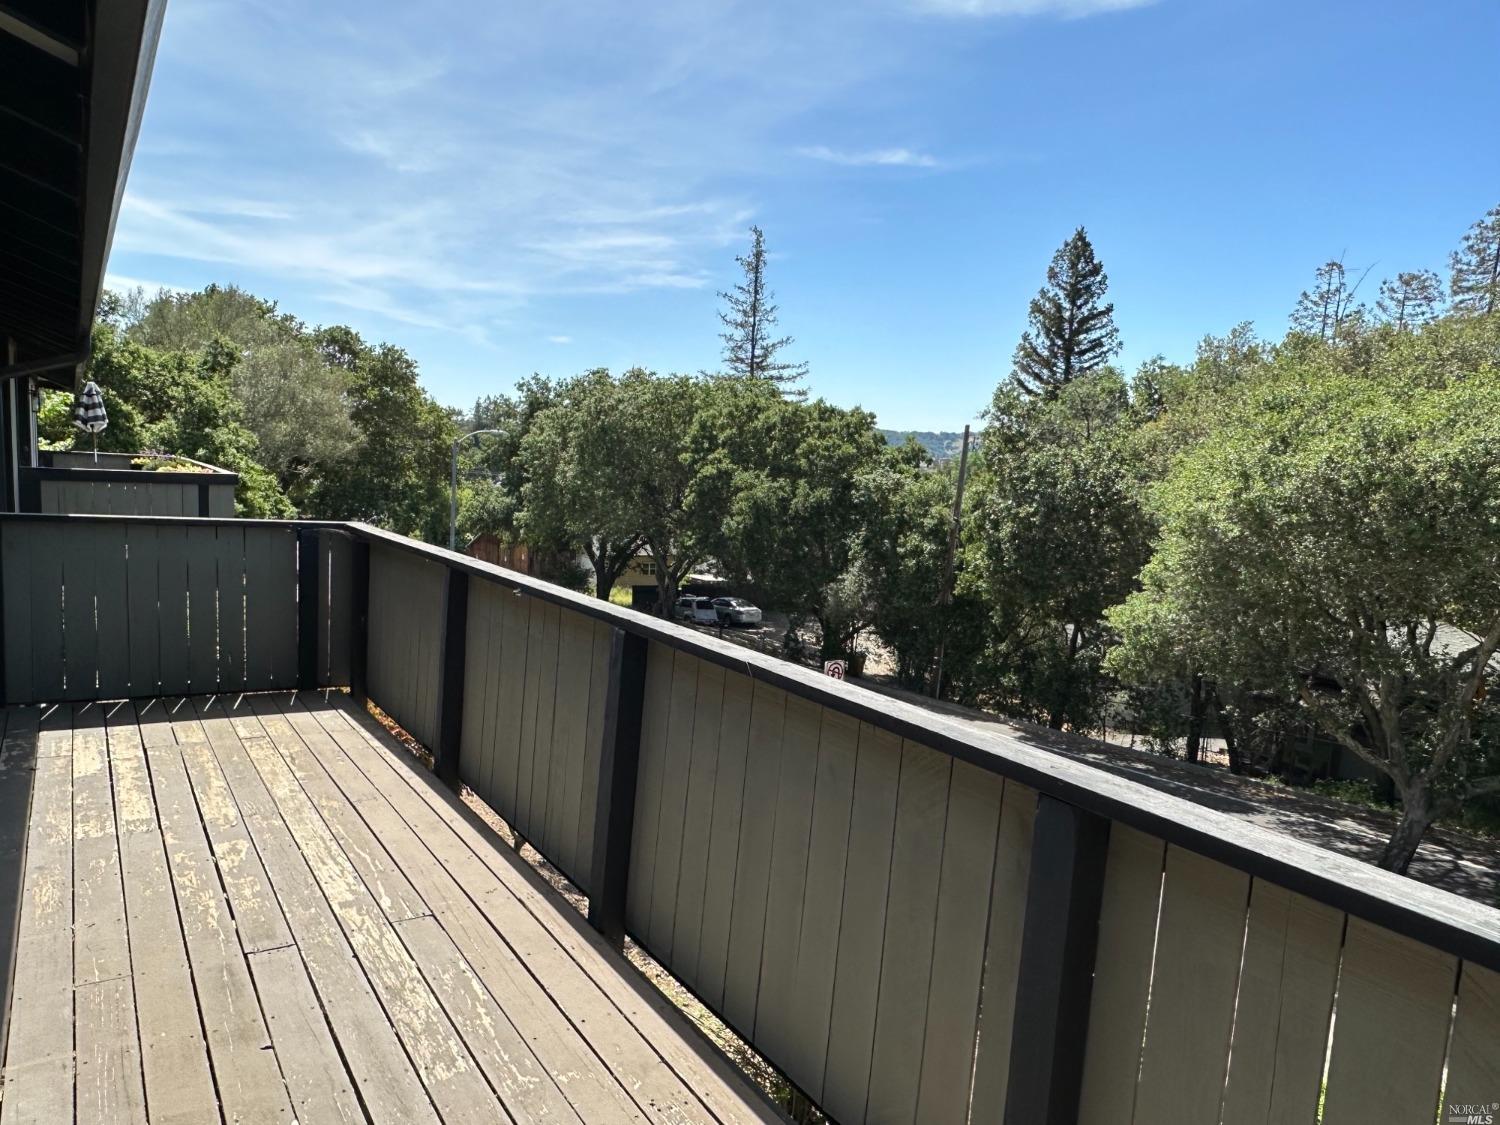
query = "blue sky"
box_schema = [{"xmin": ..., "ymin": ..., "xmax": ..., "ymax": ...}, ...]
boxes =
[{"xmin": 109, "ymin": 0, "xmax": 1500, "ymax": 431}]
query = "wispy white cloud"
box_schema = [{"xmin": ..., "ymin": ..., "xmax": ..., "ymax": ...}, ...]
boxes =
[
  {"xmin": 547, "ymin": 335, "xmax": 572, "ymax": 344},
  {"xmin": 185, "ymin": 198, "xmax": 295, "ymax": 220},
  {"xmin": 104, "ymin": 273, "xmax": 192, "ymax": 296},
  {"xmin": 797, "ymin": 145, "xmax": 941, "ymax": 168},
  {"xmin": 109, "ymin": 0, "xmax": 961, "ymax": 349},
  {"xmin": 910, "ymin": 0, "xmax": 1156, "ymax": 17}
]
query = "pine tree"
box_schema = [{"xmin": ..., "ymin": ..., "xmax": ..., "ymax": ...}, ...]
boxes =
[
  {"xmin": 1011, "ymin": 227, "xmax": 1120, "ymax": 398},
  {"xmin": 717, "ymin": 225, "xmax": 807, "ymax": 397},
  {"xmin": 1290, "ymin": 259, "xmax": 1365, "ymax": 343},
  {"xmin": 1449, "ymin": 203, "xmax": 1500, "ymax": 316},
  {"xmin": 1375, "ymin": 269, "xmax": 1444, "ymax": 330}
]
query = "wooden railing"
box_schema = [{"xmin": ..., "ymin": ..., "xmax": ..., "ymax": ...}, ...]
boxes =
[
  {"xmin": 20, "ymin": 451, "xmax": 238, "ymax": 517},
  {"xmin": 3, "ymin": 512, "xmax": 1498, "ymax": 1125}
]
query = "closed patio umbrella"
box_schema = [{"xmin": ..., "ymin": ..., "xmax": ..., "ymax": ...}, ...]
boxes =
[{"xmin": 73, "ymin": 380, "xmax": 107, "ymax": 461}]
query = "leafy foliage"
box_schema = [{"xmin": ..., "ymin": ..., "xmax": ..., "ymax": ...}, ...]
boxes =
[
  {"xmin": 1108, "ymin": 348, "xmax": 1500, "ymax": 870},
  {"xmin": 518, "ymin": 370, "xmax": 649, "ymax": 598},
  {"xmin": 968, "ymin": 368, "xmax": 1152, "ymax": 729},
  {"xmin": 127, "ymin": 283, "xmax": 295, "ymax": 352},
  {"xmin": 305, "ymin": 330, "xmax": 457, "ymax": 542},
  {"xmin": 857, "ymin": 441, "xmax": 983, "ymax": 688},
  {"xmin": 75, "ymin": 287, "xmax": 456, "ymax": 533},
  {"xmin": 686, "ymin": 380, "xmax": 884, "ymax": 653},
  {"xmin": 63, "ymin": 323, "xmax": 292, "ymax": 516},
  {"xmin": 227, "ymin": 335, "xmax": 356, "ymax": 500}
]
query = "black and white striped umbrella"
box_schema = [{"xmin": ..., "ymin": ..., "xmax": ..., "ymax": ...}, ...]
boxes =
[
  {"xmin": 73, "ymin": 380, "xmax": 107, "ymax": 433},
  {"xmin": 72, "ymin": 380, "xmax": 107, "ymax": 459}
]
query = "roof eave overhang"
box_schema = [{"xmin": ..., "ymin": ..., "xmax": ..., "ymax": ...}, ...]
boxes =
[{"xmin": 69, "ymin": 0, "xmax": 167, "ymax": 388}]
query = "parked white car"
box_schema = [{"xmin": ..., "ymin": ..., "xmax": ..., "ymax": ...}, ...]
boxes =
[
  {"xmin": 674, "ymin": 595, "xmax": 719, "ymax": 625},
  {"xmin": 712, "ymin": 597, "xmax": 763, "ymax": 627}
]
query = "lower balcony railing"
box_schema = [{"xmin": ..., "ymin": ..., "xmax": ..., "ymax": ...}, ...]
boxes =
[
  {"xmin": 0, "ymin": 512, "xmax": 1496, "ymax": 1125},
  {"xmin": 20, "ymin": 451, "xmax": 238, "ymax": 517}
]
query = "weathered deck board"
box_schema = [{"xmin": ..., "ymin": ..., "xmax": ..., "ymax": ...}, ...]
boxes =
[
  {"xmin": 248, "ymin": 696, "xmax": 430, "ymax": 924},
  {"xmin": 247, "ymin": 944, "xmax": 367, "ymax": 1125},
  {"xmin": 105, "ymin": 702, "xmax": 221, "ymax": 1125},
  {"xmin": 395, "ymin": 914, "xmax": 590, "ymax": 1125},
  {"xmin": 174, "ymin": 708, "xmax": 293, "ymax": 954},
  {"xmin": 75, "ymin": 977, "xmax": 147, "ymax": 1125},
  {"xmin": 70, "ymin": 704, "xmax": 148, "ymax": 1125},
  {"xmin": 304, "ymin": 695, "xmax": 711, "ymax": 1125},
  {"xmin": 190, "ymin": 699, "xmax": 419, "ymax": 1125},
  {"xmin": 170, "ymin": 707, "xmax": 361, "ymax": 1125},
  {"xmin": 301, "ymin": 692, "xmax": 785, "ymax": 1125},
  {"xmin": 233, "ymin": 714, "xmax": 501, "ymax": 1124},
  {"xmin": 277, "ymin": 703, "xmax": 647, "ymax": 1124},
  {"xmin": 196, "ymin": 697, "xmax": 455, "ymax": 1125},
  {"xmin": 143, "ymin": 710, "xmax": 294, "ymax": 1123},
  {"xmin": 1, "ymin": 707, "xmax": 74, "ymax": 1125},
  {"xmin": 0, "ymin": 694, "xmax": 781, "ymax": 1125}
]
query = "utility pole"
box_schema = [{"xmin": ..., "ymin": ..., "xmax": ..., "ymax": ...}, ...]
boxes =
[
  {"xmin": 449, "ymin": 429, "xmax": 506, "ymax": 551},
  {"xmin": 929, "ymin": 424, "xmax": 971, "ymax": 698}
]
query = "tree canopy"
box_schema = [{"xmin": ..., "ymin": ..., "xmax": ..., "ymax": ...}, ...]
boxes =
[
  {"xmin": 40, "ymin": 322, "xmax": 291, "ymax": 516},
  {"xmin": 48, "ymin": 285, "xmax": 456, "ymax": 533},
  {"xmin": 1011, "ymin": 227, "xmax": 1120, "ymax": 397},
  {"xmin": 64, "ymin": 200, "xmax": 1500, "ymax": 874},
  {"xmin": 518, "ymin": 369, "xmax": 648, "ymax": 598},
  {"xmin": 686, "ymin": 379, "xmax": 883, "ymax": 650},
  {"xmin": 968, "ymin": 368, "xmax": 1151, "ymax": 728},
  {"xmin": 1449, "ymin": 202, "xmax": 1500, "ymax": 316},
  {"xmin": 1290, "ymin": 259, "xmax": 1366, "ymax": 343},
  {"xmin": 1375, "ymin": 269, "xmax": 1444, "ymax": 331},
  {"xmin": 1108, "ymin": 338, "xmax": 1500, "ymax": 871},
  {"xmin": 717, "ymin": 225, "xmax": 808, "ymax": 396}
]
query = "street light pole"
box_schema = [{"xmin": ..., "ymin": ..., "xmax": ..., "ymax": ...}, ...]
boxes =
[{"xmin": 450, "ymin": 429, "xmax": 506, "ymax": 551}]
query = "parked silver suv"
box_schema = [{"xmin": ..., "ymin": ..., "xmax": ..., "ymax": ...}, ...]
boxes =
[{"xmin": 712, "ymin": 597, "xmax": 763, "ymax": 627}]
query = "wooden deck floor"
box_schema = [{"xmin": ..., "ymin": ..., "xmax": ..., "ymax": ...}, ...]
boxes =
[{"xmin": 0, "ymin": 691, "xmax": 784, "ymax": 1124}]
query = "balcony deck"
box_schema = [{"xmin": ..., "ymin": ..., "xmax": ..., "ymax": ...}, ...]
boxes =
[{"xmin": 0, "ymin": 691, "xmax": 782, "ymax": 1125}]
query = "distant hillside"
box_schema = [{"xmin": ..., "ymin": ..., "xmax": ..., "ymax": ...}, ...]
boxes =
[{"xmin": 878, "ymin": 429, "xmax": 970, "ymax": 462}]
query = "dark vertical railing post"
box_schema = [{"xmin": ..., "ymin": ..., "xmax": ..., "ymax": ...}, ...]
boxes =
[
  {"xmin": 0, "ymin": 524, "xmax": 6, "ymax": 706},
  {"xmin": 587, "ymin": 628, "xmax": 649, "ymax": 947},
  {"xmin": 434, "ymin": 566, "xmax": 468, "ymax": 785},
  {"xmin": 196, "ymin": 482, "xmax": 211, "ymax": 517},
  {"xmin": 348, "ymin": 537, "xmax": 370, "ymax": 705},
  {"xmin": 1004, "ymin": 794, "xmax": 1111, "ymax": 1125},
  {"xmin": 296, "ymin": 526, "xmax": 319, "ymax": 690},
  {"xmin": 16, "ymin": 471, "xmax": 38, "ymax": 515}
]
